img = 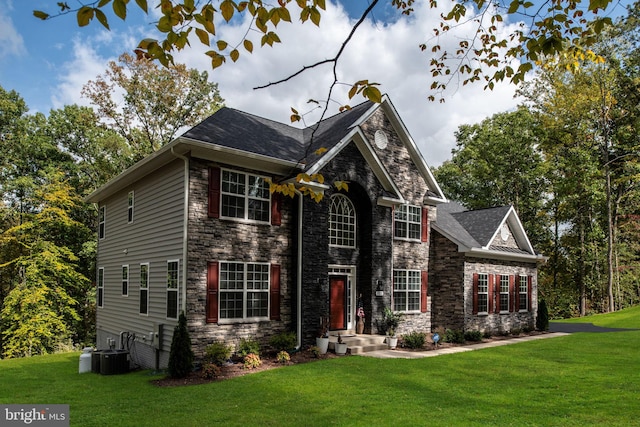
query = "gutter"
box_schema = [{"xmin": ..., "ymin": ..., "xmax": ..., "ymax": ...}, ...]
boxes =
[
  {"xmin": 170, "ymin": 147, "xmax": 189, "ymax": 315},
  {"xmin": 294, "ymin": 189, "xmax": 303, "ymax": 350}
]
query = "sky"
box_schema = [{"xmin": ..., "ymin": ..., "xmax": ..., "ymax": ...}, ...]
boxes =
[{"xmin": 0, "ymin": 0, "xmax": 629, "ymax": 167}]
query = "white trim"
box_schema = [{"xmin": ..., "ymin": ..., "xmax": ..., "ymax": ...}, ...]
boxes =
[
  {"xmin": 121, "ymin": 264, "xmax": 129, "ymax": 297},
  {"xmin": 220, "ymin": 168, "xmax": 271, "ymax": 224},
  {"xmin": 97, "ymin": 267, "xmax": 104, "ymax": 308},
  {"xmin": 166, "ymin": 259, "xmax": 180, "ymax": 320},
  {"xmin": 127, "ymin": 191, "xmax": 134, "ymax": 224},
  {"xmin": 139, "ymin": 263, "xmax": 150, "ymax": 316},
  {"xmin": 217, "ymin": 261, "xmax": 271, "ymax": 323},
  {"xmin": 98, "ymin": 205, "xmax": 106, "ymax": 240},
  {"xmin": 392, "ymin": 269, "xmax": 422, "ymax": 313},
  {"xmin": 329, "ymin": 194, "xmax": 356, "ymax": 249},
  {"xmin": 328, "ymin": 265, "xmax": 357, "ymax": 330}
]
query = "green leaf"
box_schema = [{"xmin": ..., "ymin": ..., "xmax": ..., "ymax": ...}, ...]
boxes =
[
  {"xmin": 230, "ymin": 49, "xmax": 239, "ymax": 62},
  {"xmin": 216, "ymin": 40, "xmax": 228, "ymax": 51},
  {"xmin": 33, "ymin": 10, "xmax": 50, "ymax": 20},
  {"xmin": 98, "ymin": 0, "xmax": 112, "ymax": 7},
  {"xmin": 135, "ymin": 0, "xmax": 148, "ymax": 13},
  {"xmin": 95, "ymin": 9, "xmax": 110, "ymax": 30},
  {"xmin": 221, "ymin": 0, "xmax": 235, "ymax": 22},
  {"xmin": 195, "ymin": 28, "xmax": 210, "ymax": 46},
  {"xmin": 113, "ymin": 0, "xmax": 127, "ymax": 20},
  {"xmin": 244, "ymin": 39, "xmax": 253, "ymax": 53},
  {"xmin": 76, "ymin": 6, "xmax": 94, "ymax": 27},
  {"xmin": 310, "ymin": 6, "xmax": 321, "ymax": 25},
  {"xmin": 507, "ymin": 0, "xmax": 520, "ymax": 14}
]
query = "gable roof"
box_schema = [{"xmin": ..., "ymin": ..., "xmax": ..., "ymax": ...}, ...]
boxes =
[
  {"xmin": 433, "ymin": 201, "xmax": 544, "ymax": 263},
  {"xmin": 87, "ymin": 96, "xmax": 446, "ymax": 204}
]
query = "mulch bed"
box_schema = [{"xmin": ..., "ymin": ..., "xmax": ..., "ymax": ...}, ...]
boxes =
[{"xmin": 152, "ymin": 331, "xmax": 549, "ymax": 387}]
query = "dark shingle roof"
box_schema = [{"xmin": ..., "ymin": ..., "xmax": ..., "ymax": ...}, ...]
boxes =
[
  {"xmin": 181, "ymin": 101, "xmax": 373, "ymax": 168},
  {"xmin": 435, "ymin": 202, "xmax": 511, "ymax": 248}
]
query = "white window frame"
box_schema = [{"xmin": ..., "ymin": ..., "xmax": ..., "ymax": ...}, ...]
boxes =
[
  {"xmin": 329, "ymin": 194, "xmax": 356, "ymax": 248},
  {"xmin": 499, "ymin": 275, "xmax": 510, "ymax": 313},
  {"xmin": 97, "ymin": 267, "xmax": 104, "ymax": 308},
  {"xmin": 127, "ymin": 191, "xmax": 134, "ymax": 224},
  {"xmin": 166, "ymin": 260, "xmax": 179, "ymax": 320},
  {"xmin": 122, "ymin": 265, "xmax": 129, "ymax": 297},
  {"xmin": 393, "ymin": 269, "xmax": 421, "ymax": 313},
  {"xmin": 219, "ymin": 261, "xmax": 270, "ymax": 322},
  {"xmin": 220, "ymin": 169, "xmax": 271, "ymax": 223},
  {"xmin": 519, "ymin": 275, "xmax": 529, "ymax": 311},
  {"xmin": 99, "ymin": 206, "xmax": 106, "ymax": 240},
  {"xmin": 394, "ymin": 204, "xmax": 421, "ymax": 241},
  {"xmin": 139, "ymin": 263, "xmax": 149, "ymax": 316},
  {"xmin": 477, "ymin": 273, "xmax": 489, "ymax": 314}
]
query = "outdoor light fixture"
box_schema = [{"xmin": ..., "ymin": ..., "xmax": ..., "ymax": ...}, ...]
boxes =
[{"xmin": 375, "ymin": 280, "xmax": 384, "ymax": 297}]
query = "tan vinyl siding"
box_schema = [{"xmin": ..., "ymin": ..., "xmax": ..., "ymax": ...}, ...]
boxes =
[{"xmin": 96, "ymin": 159, "xmax": 184, "ymax": 349}]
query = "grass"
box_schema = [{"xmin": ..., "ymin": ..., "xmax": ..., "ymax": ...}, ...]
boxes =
[
  {"xmin": 552, "ymin": 304, "xmax": 640, "ymax": 329},
  {"xmin": 1, "ymin": 307, "xmax": 639, "ymax": 426}
]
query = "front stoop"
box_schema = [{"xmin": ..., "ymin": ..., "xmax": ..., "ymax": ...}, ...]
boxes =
[{"xmin": 327, "ymin": 334, "xmax": 388, "ymax": 354}]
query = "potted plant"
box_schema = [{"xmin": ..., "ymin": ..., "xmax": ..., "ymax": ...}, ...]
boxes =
[
  {"xmin": 334, "ymin": 333, "xmax": 347, "ymax": 355},
  {"xmin": 316, "ymin": 316, "xmax": 330, "ymax": 354},
  {"xmin": 383, "ymin": 307, "xmax": 404, "ymax": 349}
]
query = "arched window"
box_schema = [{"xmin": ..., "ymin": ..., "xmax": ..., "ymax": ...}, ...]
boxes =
[{"xmin": 329, "ymin": 194, "xmax": 356, "ymax": 248}]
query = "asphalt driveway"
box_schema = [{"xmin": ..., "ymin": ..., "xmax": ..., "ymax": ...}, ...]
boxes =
[{"xmin": 549, "ymin": 322, "xmax": 638, "ymax": 333}]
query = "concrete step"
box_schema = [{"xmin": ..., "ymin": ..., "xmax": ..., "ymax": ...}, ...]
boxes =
[{"xmin": 327, "ymin": 333, "xmax": 388, "ymax": 355}]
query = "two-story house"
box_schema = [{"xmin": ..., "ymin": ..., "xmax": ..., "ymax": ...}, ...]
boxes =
[{"xmin": 87, "ymin": 96, "xmax": 543, "ymax": 369}]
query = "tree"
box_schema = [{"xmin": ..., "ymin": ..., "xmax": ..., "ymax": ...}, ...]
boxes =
[
  {"xmin": 82, "ymin": 53, "xmax": 224, "ymax": 161},
  {"xmin": 33, "ymin": 0, "xmax": 617, "ymax": 106},
  {"xmin": 0, "ymin": 170, "xmax": 91, "ymax": 358},
  {"xmin": 167, "ymin": 312, "xmax": 194, "ymax": 378},
  {"xmin": 433, "ymin": 107, "xmax": 550, "ymax": 248}
]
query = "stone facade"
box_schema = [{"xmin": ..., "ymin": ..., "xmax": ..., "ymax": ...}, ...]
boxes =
[{"xmin": 185, "ymin": 159, "xmax": 296, "ymax": 359}]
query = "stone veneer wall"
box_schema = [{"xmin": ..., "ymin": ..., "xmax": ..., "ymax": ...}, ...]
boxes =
[
  {"xmin": 463, "ymin": 257, "xmax": 538, "ymax": 334},
  {"xmin": 429, "ymin": 230, "xmax": 466, "ymax": 331},
  {"xmin": 186, "ymin": 158, "xmax": 296, "ymax": 359},
  {"xmin": 360, "ymin": 108, "xmax": 433, "ymax": 335}
]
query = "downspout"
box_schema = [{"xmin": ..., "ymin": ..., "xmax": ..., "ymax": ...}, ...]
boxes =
[
  {"xmin": 170, "ymin": 147, "xmax": 189, "ymax": 315},
  {"xmin": 294, "ymin": 189, "xmax": 303, "ymax": 350}
]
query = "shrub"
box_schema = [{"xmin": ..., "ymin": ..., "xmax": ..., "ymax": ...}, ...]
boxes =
[
  {"xmin": 402, "ymin": 331, "xmax": 426, "ymax": 349},
  {"xmin": 276, "ymin": 350, "xmax": 291, "ymax": 364},
  {"xmin": 537, "ymin": 299, "xmax": 549, "ymax": 331},
  {"xmin": 309, "ymin": 346, "xmax": 320, "ymax": 358},
  {"xmin": 237, "ymin": 338, "xmax": 260, "ymax": 358},
  {"xmin": 204, "ymin": 341, "xmax": 232, "ymax": 366},
  {"xmin": 243, "ymin": 353, "xmax": 262, "ymax": 369},
  {"xmin": 443, "ymin": 329, "xmax": 465, "ymax": 344},
  {"xmin": 269, "ymin": 332, "xmax": 297, "ymax": 352},
  {"xmin": 168, "ymin": 312, "xmax": 194, "ymax": 378},
  {"xmin": 464, "ymin": 330, "xmax": 483, "ymax": 342},
  {"xmin": 201, "ymin": 363, "xmax": 221, "ymax": 379}
]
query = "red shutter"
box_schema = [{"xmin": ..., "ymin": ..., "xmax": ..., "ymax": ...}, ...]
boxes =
[
  {"xmin": 528, "ymin": 275, "xmax": 533, "ymax": 312},
  {"xmin": 488, "ymin": 274, "xmax": 495, "ymax": 314},
  {"xmin": 271, "ymin": 193, "xmax": 282, "ymax": 226},
  {"xmin": 514, "ymin": 275, "xmax": 520, "ymax": 312},
  {"xmin": 206, "ymin": 261, "xmax": 219, "ymax": 323},
  {"xmin": 420, "ymin": 270, "xmax": 428, "ymax": 313},
  {"xmin": 472, "ymin": 273, "xmax": 479, "ymax": 315},
  {"xmin": 421, "ymin": 206, "xmax": 429, "ymax": 242},
  {"xmin": 270, "ymin": 264, "xmax": 281, "ymax": 321},
  {"xmin": 208, "ymin": 167, "xmax": 221, "ymax": 218},
  {"xmin": 509, "ymin": 275, "xmax": 516, "ymax": 312}
]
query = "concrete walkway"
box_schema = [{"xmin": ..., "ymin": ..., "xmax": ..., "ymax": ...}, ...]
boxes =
[{"xmin": 360, "ymin": 332, "xmax": 570, "ymax": 359}]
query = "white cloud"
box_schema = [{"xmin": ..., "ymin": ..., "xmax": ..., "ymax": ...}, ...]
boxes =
[
  {"xmin": 0, "ymin": 9, "xmax": 25, "ymax": 59},
  {"xmin": 54, "ymin": 0, "xmax": 522, "ymax": 166}
]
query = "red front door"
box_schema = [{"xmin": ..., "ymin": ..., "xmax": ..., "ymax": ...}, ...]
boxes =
[{"xmin": 330, "ymin": 276, "xmax": 347, "ymax": 330}]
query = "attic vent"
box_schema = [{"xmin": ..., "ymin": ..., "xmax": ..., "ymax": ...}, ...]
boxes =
[{"xmin": 374, "ymin": 130, "xmax": 388, "ymax": 149}]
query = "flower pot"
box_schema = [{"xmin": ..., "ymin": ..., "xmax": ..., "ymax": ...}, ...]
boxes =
[
  {"xmin": 316, "ymin": 337, "xmax": 329, "ymax": 354},
  {"xmin": 387, "ymin": 336, "xmax": 398, "ymax": 350},
  {"xmin": 334, "ymin": 342, "xmax": 348, "ymax": 355}
]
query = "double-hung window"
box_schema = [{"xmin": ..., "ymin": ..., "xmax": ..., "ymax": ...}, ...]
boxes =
[
  {"xmin": 97, "ymin": 267, "xmax": 104, "ymax": 308},
  {"xmin": 127, "ymin": 191, "xmax": 134, "ymax": 223},
  {"xmin": 393, "ymin": 270, "xmax": 421, "ymax": 312},
  {"xmin": 122, "ymin": 265, "xmax": 129, "ymax": 296},
  {"xmin": 519, "ymin": 275, "xmax": 528, "ymax": 311},
  {"xmin": 477, "ymin": 273, "xmax": 489, "ymax": 314},
  {"xmin": 221, "ymin": 170, "xmax": 270, "ymax": 222},
  {"xmin": 219, "ymin": 262, "xmax": 270, "ymax": 320},
  {"xmin": 394, "ymin": 204, "xmax": 421, "ymax": 240},
  {"xmin": 167, "ymin": 260, "xmax": 179, "ymax": 319},
  {"xmin": 99, "ymin": 206, "xmax": 106, "ymax": 239},
  {"xmin": 140, "ymin": 263, "xmax": 149, "ymax": 315},
  {"xmin": 499, "ymin": 275, "xmax": 510, "ymax": 312},
  {"xmin": 329, "ymin": 194, "xmax": 356, "ymax": 248}
]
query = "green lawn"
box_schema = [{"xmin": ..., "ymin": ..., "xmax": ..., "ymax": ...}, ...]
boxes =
[{"xmin": 2, "ymin": 307, "xmax": 639, "ymax": 426}]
